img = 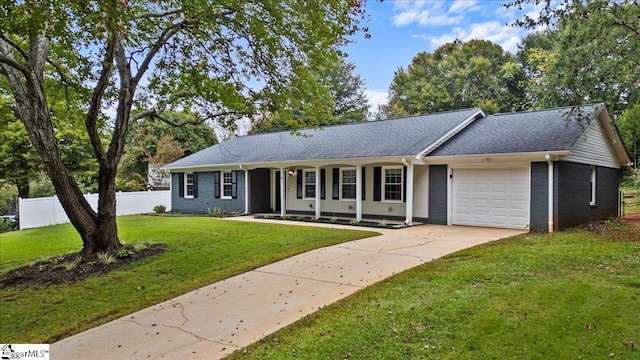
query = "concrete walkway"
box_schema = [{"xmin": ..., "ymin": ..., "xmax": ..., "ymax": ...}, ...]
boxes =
[{"xmin": 51, "ymin": 218, "xmax": 526, "ymax": 359}]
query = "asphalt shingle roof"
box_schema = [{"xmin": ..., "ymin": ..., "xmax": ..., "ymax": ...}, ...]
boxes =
[
  {"xmin": 429, "ymin": 104, "xmax": 602, "ymax": 156},
  {"xmin": 165, "ymin": 108, "xmax": 482, "ymax": 168}
]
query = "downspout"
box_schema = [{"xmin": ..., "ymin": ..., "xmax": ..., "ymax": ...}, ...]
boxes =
[
  {"xmin": 546, "ymin": 154, "xmax": 554, "ymax": 233},
  {"xmin": 402, "ymin": 158, "xmax": 414, "ymax": 226}
]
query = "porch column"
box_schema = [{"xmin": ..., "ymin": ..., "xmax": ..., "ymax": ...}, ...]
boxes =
[
  {"xmin": 356, "ymin": 165, "xmax": 362, "ymax": 221},
  {"xmin": 280, "ymin": 167, "xmax": 286, "ymax": 217},
  {"xmin": 315, "ymin": 166, "xmax": 321, "ymax": 218},
  {"xmin": 405, "ymin": 162, "xmax": 414, "ymax": 225},
  {"xmin": 547, "ymin": 158, "xmax": 554, "ymax": 233},
  {"xmin": 244, "ymin": 169, "xmax": 249, "ymax": 214}
]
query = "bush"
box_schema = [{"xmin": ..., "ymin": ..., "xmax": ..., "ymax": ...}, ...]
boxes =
[
  {"xmin": 0, "ymin": 219, "xmax": 12, "ymax": 234},
  {"xmin": 153, "ymin": 205, "xmax": 166, "ymax": 213}
]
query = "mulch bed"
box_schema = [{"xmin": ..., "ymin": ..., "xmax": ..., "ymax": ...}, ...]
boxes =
[
  {"xmin": 0, "ymin": 243, "xmax": 166, "ymax": 289},
  {"xmin": 576, "ymin": 214, "xmax": 640, "ymax": 241}
]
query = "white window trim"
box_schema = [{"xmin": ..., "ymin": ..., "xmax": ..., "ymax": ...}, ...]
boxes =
[
  {"xmin": 221, "ymin": 171, "xmax": 233, "ymax": 200},
  {"xmin": 184, "ymin": 172, "xmax": 194, "ymax": 199},
  {"xmin": 590, "ymin": 165, "xmax": 597, "ymax": 206},
  {"xmin": 382, "ymin": 166, "xmax": 403, "ymax": 203},
  {"xmin": 303, "ymin": 169, "xmax": 317, "ymax": 200},
  {"xmin": 340, "ymin": 167, "xmax": 357, "ymax": 200}
]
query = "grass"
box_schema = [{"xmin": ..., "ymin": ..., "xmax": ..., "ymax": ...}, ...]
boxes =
[
  {"xmin": 0, "ymin": 215, "xmax": 377, "ymax": 343},
  {"xmin": 228, "ymin": 229, "xmax": 640, "ymax": 359}
]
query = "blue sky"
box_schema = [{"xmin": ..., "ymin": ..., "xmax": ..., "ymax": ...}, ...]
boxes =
[{"xmin": 344, "ymin": 0, "xmax": 544, "ymax": 110}]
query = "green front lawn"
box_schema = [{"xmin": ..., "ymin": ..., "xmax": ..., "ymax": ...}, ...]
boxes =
[
  {"xmin": 0, "ymin": 215, "xmax": 378, "ymax": 343},
  {"xmin": 229, "ymin": 228, "xmax": 640, "ymax": 359}
]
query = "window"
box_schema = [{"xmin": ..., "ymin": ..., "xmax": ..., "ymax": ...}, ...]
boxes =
[
  {"xmin": 383, "ymin": 167, "xmax": 402, "ymax": 201},
  {"xmin": 590, "ymin": 166, "xmax": 597, "ymax": 206},
  {"xmin": 341, "ymin": 168, "xmax": 356, "ymax": 199},
  {"xmin": 222, "ymin": 172, "xmax": 233, "ymax": 199},
  {"xmin": 304, "ymin": 170, "xmax": 316, "ymax": 198},
  {"xmin": 185, "ymin": 173, "xmax": 194, "ymax": 198}
]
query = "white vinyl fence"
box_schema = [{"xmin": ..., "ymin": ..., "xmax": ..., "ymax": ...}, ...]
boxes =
[{"xmin": 18, "ymin": 190, "xmax": 171, "ymax": 230}]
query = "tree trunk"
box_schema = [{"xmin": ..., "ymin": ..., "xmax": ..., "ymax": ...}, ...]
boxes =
[
  {"xmin": 17, "ymin": 181, "xmax": 30, "ymax": 199},
  {"xmin": 80, "ymin": 164, "xmax": 121, "ymax": 257}
]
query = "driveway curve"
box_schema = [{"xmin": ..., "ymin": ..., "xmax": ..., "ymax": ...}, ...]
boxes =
[{"xmin": 51, "ymin": 218, "xmax": 526, "ymax": 359}]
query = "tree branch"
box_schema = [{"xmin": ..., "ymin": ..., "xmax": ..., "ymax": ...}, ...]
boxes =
[
  {"xmin": 85, "ymin": 33, "xmax": 117, "ymax": 161},
  {"xmin": 134, "ymin": 8, "xmax": 183, "ymax": 20},
  {"xmin": 131, "ymin": 18, "xmax": 193, "ymax": 89},
  {"xmin": 0, "ymin": 34, "xmax": 29, "ymax": 62}
]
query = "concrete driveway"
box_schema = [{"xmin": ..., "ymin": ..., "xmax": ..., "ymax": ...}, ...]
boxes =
[{"xmin": 51, "ymin": 218, "xmax": 526, "ymax": 359}]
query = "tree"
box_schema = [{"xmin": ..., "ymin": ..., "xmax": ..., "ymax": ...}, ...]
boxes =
[
  {"xmin": 117, "ymin": 111, "xmax": 217, "ymax": 191},
  {"xmin": 0, "ymin": 110, "xmax": 40, "ymax": 199},
  {"xmin": 250, "ymin": 57, "xmax": 369, "ymax": 134},
  {"xmin": 506, "ymin": 0, "xmax": 640, "ymax": 115},
  {"xmin": 145, "ymin": 135, "xmax": 184, "ymax": 190},
  {"xmin": 0, "ymin": 79, "xmax": 100, "ymax": 198},
  {"xmin": 380, "ymin": 40, "xmax": 526, "ymax": 118},
  {"xmin": 616, "ymin": 104, "xmax": 640, "ymax": 166},
  {"xmin": 0, "ymin": 1, "xmax": 366, "ymax": 257}
]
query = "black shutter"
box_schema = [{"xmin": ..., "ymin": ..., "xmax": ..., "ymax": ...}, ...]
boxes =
[
  {"xmin": 403, "ymin": 166, "xmax": 407, "ymax": 203},
  {"xmin": 373, "ymin": 167, "xmax": 381, "ymax": 202},
  {"xmin": 332, "ymin": 168, "xmax": 339, "ymax": 199},
  {"xmin": 214, "ymin": 171, "xmax": 220, "ymax": 198},
  {"xmin": 361, "ymin": 167, "xmax": 366, "ymax": 200},
  {"xmin": 178, "ymin": 173, "xmax": 184, "ymax": 198},
  {"xmin": 231, "ymin": 171, "xmax": 238, "ymax": 199},
  {"xmin": 193, "ymin": 173, "xmax": 199, "ymax": 198},
  {"xmin": 297, "ymin": 171, "xmax": 303, "ymax": 199},
  {"xmin": 320, "ymin": 169, "xmax": 326, "ymax": 199}
]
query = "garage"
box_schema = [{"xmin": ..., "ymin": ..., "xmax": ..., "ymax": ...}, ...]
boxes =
[{"xmin": 452, "ymin": 167, "xmax": 530, "ymax": 229}]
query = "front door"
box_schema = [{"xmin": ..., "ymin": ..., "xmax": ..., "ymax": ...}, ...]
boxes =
[{"xmin": 275, "ymin": 171, "xmax": 281, "ymax": 211}]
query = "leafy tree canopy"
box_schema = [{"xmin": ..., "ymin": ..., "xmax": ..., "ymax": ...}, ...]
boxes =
[
  {"xmin": 380, "ymin": 39, "xmax": 526, "ymax": 118},
  {"xmin": 507, "ymin": 0, "xmax": 639, "ymax": 115},
  {"xmin": 250, "ymin": 57, "xmax": 369, "ymax": 134},
  {"xmin": 117, "ymin": 110, "xmax": 217, "ymax": 191}
]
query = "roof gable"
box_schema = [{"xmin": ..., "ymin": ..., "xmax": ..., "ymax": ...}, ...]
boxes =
[{"xmin": 430, "ymin": 104, "xmax": 604, "ymax": 157}]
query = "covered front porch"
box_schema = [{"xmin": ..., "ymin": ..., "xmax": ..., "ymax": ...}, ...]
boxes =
[{"xmin": 243, "ymin": 158, "xmax": 430, "ymax": 226}]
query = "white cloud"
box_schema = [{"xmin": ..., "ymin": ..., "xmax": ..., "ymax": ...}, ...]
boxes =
[
  {"xmin": 365, "ymin": 89, "xmax": 388, "ymax": 111},
  {"xmin": 448, "ymin": 0, "xmax": 478, "ymax": 14},
  {"xmin": 426, "ymin": 21, "xmax": 525, "ymax": 53},
  {"xmin": 391, "ymin": 1, "xmax": 461, "ymax": 27}
]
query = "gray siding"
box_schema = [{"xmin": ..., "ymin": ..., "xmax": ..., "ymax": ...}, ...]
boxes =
[
  {"xmin": 426, "ymin": 165, "xmax": 448, "ymax": 224},
  {"xmin": 530, "ymin": 162, "xmax": 549, "ymax": 231},
  {"xmin": 171, "ymin": 171, "xmax": 246, "ymax": 214},
  {"xmin": 561, "ymin": 117, "xmax": 621, "ymax": 168},
  {"xmin": 554, "ymin": 162, "xmax": 620, "ymax": 230}
]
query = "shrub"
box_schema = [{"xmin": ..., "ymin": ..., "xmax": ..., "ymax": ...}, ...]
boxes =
[
  {"xmin": 97, "ymin": 252, "xmax": 116, "ymax": 264},
  {"xmin": 378, "ymin": 219, "xmax": 388, "ymax": 227},
  {"xmin": 330, "ymin": 216, "xmax": 338, "ymax": 223},
  {"xmin": 116, "ymin": 248, "xmax": 135, "ymax": 258},
  {"xmin": 132, "ymin": 243, "xmax": 149, "ymax": 252},
  {"xmin": 153, "ymin": 205, "xmax": 167, "ymax": 213},
  {"xmin": 208, "ymin": 207, "xmax": 220, "ymax": 216},
  {"xmin": 0, "ymin": 219, "xmax": 12, "ymax": 234},
  {"xmin": 59, "ymin": 256, "xmax": 82, "ymax": 271},
  {"xmin": 349, "ymin": 219, "xmax": 360, "ymax": 225}
]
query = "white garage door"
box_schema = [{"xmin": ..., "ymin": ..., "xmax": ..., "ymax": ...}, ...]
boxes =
[{"xmin": 452, "ymin": 168, "xmax": 529, "ymax": 229}]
